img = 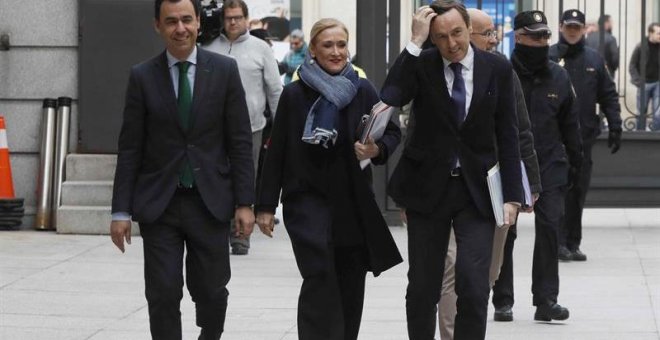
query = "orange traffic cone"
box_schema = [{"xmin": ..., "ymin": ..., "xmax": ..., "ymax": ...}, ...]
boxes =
[{"xmin": 0, "ymin": 116, "xmax": 16, "ymax": 199}]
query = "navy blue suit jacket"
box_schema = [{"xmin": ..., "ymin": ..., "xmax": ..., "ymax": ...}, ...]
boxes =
[
  {"xmin": 112, "ymin": 48, "xmax": 254, "ymax": 223},
  {"xmin": 381, "ymin": 46, "xmax": 523, "ymax": 217}
]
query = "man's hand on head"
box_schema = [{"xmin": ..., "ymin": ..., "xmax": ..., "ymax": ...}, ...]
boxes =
[{"xmin": 412, "ymin": 6, "xmax": 437, "ymax": 48}]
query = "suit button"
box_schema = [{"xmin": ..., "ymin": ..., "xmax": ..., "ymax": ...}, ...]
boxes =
[{"xmin": 187, "ymin": 144, "xmax": 194, "ymax": 149}]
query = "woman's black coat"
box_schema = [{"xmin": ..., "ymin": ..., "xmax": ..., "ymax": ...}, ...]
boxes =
[{"xmin": 256, "ymin": 77, "xmax": 403, "ymax": 277}]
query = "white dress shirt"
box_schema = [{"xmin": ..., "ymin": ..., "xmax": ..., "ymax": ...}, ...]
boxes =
[
  {"xmin": 405, "ymin": 42, "xmax": 475, "ymax": 118},
  {"xmin": 442, "ymin": 46, "xmax": 474, "ymax": 119},
  {"xmin": 166, "ymin": 47, "xmax": 198, "ymax": 98},
  {"xmin": 405, "ymin": 42, "xmax": 475, "ymax": 168}
]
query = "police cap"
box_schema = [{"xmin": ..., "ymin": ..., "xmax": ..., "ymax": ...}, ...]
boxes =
[
  {"xmin": 561, "ymin": 9, "xmax": 585, "ymax": 26},
  {"xmin": 514, "ymin": 10, "xmax": 551, "ymax": 34}
]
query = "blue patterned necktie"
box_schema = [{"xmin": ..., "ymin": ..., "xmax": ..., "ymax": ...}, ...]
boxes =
[
  {"xmin": 449, "ymin": 62, "xmax": 466, "ymax": 125},
  {"xmin": 177, "ymin": 61, "xmax": 194, "ymax": 188}
]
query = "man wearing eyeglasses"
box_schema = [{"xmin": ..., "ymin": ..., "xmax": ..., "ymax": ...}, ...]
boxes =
[
  {"xmin": 470, "ymin": 24, "xmax": 498, "ymax": 50},
  {"xmin": 512, "ymin": 10, "xmax": 583, "ymax": 322},
  {"xmin": 549, "ymin": 10, "xmax": 622, "ymax": 264},
  {"xmin": 202, "ymin": 0, "xmax": 283, "ymax": 255}
]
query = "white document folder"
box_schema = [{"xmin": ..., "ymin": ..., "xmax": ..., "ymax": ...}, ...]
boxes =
[
  {"xmin": 359, "ymin": 101, "xmax": 397, "ymax": 169},
  {"xmin": 486, "ymin": 161, "xmax": 532, "ymax": 227}
]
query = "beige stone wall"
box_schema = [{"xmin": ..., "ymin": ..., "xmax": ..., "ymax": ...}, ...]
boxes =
[{"xmin": 0, "ymin": 0, "xmax": 79, "ymax": 226}]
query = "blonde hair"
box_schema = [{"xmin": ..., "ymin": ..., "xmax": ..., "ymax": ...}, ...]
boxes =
[{"xmin": 309, "ymin": 18, "xmax": 349, "ymax": 47}]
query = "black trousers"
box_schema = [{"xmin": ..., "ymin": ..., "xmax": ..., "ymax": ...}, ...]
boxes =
[
  {"xmin": 561, "ymin": 139, "xmax": 594, "ymax": 250},
  {"xmin": 283, "ymin": 193, "xmax": 369, "ymax": 340},
  {"xmin": 532, "ymin": 187, "xmax": 565, "ymax": 306},
  {"xmin": 139, "ymin": 188, "xmax": 230, "ymax": 340},
  {"xmin": 406, "ymin": 177, "xmax": 494, "ymax": 340},
  {"xmin": 297, "ymin": 246, "xmax": 368, "ymax": 340},
  {"xmin": 492, "ymin": 224, "xmax": 517, "ymax": 309}
]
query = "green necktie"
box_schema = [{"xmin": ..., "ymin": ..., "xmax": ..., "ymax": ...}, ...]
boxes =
[{"xmin": 177, "ymin": 61, "xmax": 194, "ymax": 188}]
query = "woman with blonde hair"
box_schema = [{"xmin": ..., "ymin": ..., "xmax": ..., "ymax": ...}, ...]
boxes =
[{"xmin": 256, "ymin": 18, "xmax": 402, "ymax": 340}]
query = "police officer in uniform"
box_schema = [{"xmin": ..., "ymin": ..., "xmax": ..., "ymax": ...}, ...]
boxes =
[
  {"xmin": 549, "ymin": 9, "xmax": 622, "ymax": 262},
  {"xmin": 511, "ymin": 10, "xmax": 583, "ymax": 322},
  {"xmin": 586, "ymin": 14, "xmax": 620, "ymax": 79}
]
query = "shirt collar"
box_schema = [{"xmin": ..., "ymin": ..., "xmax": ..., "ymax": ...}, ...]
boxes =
[
  {"xmin": 166, "ymin": 46, "xmax": 198, "ymax": 69},
  {"xmin": 442, "ymin": 44, "xmax": 474, "ymax": 71}
]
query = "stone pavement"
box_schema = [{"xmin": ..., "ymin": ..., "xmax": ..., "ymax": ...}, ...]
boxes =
[{"xmin": 1, "ymin": 208, "xmax": 659, "ymax": 340}]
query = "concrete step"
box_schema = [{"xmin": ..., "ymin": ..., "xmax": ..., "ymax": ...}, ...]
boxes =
[
  {"xmin": 60, "ymin": 180, "xmax": 113, "ymax": 206},
  {"xmin": 56, "ymin": 205, "xmax": 139, "ymax": 235},
  {"xmin": 65, "ymin": 154, "xmax": 117, "ymax": 181}
]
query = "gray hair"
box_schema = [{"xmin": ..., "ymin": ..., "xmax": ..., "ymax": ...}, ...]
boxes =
[{"xmin": 290, "ymin": 28, "xmax": 305, "ymax": 40}]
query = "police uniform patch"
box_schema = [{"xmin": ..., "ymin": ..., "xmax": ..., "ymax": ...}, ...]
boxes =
[
  {"xmin": 572, "ymin": 11, "xmax": 578, "ymax": 17},
  {"xmin": 534, "ymin": 13, "xmax": 542, "ymax": 22}
]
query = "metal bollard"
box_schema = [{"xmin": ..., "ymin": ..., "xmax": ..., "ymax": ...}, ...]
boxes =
[
  {"xmin": 35, "ymin": 98, "xmax": 58, "ymax": 230},
  {"xmin": 51, "ymin": 97, "xmax": 72, "ymax": 229}
]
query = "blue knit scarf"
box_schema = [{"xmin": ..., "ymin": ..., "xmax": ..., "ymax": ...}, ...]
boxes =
[{"xmin": 299, "ymin": 51, "xmax": 359, "ymax": 148}]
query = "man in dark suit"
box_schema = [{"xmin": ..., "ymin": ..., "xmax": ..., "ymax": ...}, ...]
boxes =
[
  {"xmin": 109, "ymin": 1, "xmax": 255, "ymax": 339},
  {"xmin": 380, "ymin": 1, "xmax": 522, "ymax": 338}
]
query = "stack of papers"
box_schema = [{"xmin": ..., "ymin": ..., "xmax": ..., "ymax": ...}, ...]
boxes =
[
  {"xmin": 360, "ymin": 101, "xmax": 397, "ymax": 144},
  {"xmin": 486, "ymin": 161, "xmax": 533, "ymax": 227},
  {"xmin": 359, "ymin": 101, "xmax": 397, "ymax": 169}
]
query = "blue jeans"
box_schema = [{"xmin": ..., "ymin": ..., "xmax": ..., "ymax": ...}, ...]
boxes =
[{"xmin": 637, "ymin": 82, "xmax": 660, "ymax": 131}]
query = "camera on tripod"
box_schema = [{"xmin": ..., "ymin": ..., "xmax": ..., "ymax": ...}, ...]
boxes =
[{"xmin": 198, "ymin": 0, "xmax": 223, "ymax": 44}]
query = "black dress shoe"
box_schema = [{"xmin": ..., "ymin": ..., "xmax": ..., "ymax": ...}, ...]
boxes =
[
  {"xmin": 534, "ymin": 303, "xmax": 569, "ymax": 321},
  {"xmin": 571, "ymin": 248, "xmax": 587, "ymax": 261},
  {"xmin": 494, "ymin": 305, "xmax": 513, "ymax": 321},
  {"xmin": 199, "ymin": 328, "xmax": 222, "ymax": 340},
  {"xmin": 558, "ymin": 246, "xmax": 572, "ymax": 262}
]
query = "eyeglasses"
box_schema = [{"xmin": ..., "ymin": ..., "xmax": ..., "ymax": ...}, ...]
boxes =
[
  {"xmin": 519, "ymin": 32, "xmax": 552, "ymax": 41},
  {"xmin": 225, "ymin": 15, "xmax": 245, "ymax": 22},
  {"xmin": 471, "ymin": 30, "xmax": 497, "ymax": 39}
]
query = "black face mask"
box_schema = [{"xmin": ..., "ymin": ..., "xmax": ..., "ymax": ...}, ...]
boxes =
[
  {"xmin": 558, "ymin": 34, "xmax": 585, "ymax": 57},
  {"xmin": 513, "ymin": 44, "xmax": 549, "ymax": 74}
]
